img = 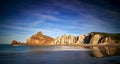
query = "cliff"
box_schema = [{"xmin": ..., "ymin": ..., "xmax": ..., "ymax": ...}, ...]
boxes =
[
  {"xmin": 52, "ymin": 32, "xmax": 120, "ymax": 45},
  {"xmin": 26, "ymin": 32, "xmax": 54, "ymax": 45},
  {"xmin": 11, "ymin": 32, "xmax": 120, "ymax": 46},
  {"xmin": 52, "ymin": 34, "xmax": 76, "ymax": 45},
  {"xmin": 88, "ymin": 32, "xmax": 120, "ymax": 44},
  {"xmin": 11, "ymin": 32, "xmax": 120, "ymax": 57}
]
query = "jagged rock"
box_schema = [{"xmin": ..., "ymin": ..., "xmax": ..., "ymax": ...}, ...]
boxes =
[
  {"xmin": 26, "ymin": 32, "xmax": 54, "ymax": 45},
  {"xmin": 11, "ymin": 40, "xmax": 25, "ymax": 45},
  {"xmin": 52, "ymin": 34, "xmax": 76, "ymax": 45},
  {"xmin": 11, "ymin": 40, "xmax": 18, "ymax": 45},
  {"xmin": 90, "ymin": 34, "xmax": 103, "ymax": 44},
  {"xmin": 11, "ymin": 32, "xmax": 120, "ymax": 46},
  {"xmin": 76, "ymin": 35, "xmax": 86, "ymax": 44},
  {"xmin": 104, "ymin": 37, "xmax": 120, "ymax": 44},
  {"xmin": 52, "ymin": 32, "xmax": 120, "ymax": 45}
]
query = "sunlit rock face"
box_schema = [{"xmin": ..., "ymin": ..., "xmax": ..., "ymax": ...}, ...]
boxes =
[
  {"xmin": 26, "ymin": 32, "xmax": 54, "ymax": 45},
  {"xmin": 52, "ymin": 34, "xmax": 87, "ymax": 45},
  {"xmin": 12, "ymin": 32, "xmax": 120, "ymax": 46},
  {"xmin": 104, "ymin": 37, "xmax": 120, "ymax": 44},
  {"xmin": 52, "ymin": 34, "xmax": 76, "ymax": 45},
  {"xmin": 85, "ymin": 32, "xmax": 105, "ymax": 44},
  {"xmin": 90, "ymin": 34, "xmax": 103, "ymax": 44},
  {"xmin": 85, "ymin": 32, "xmax": 120, "ymax": 44},
  {"xmin": 76, "ymin": 35, "xmax": 86, "ymax": 44},
  {"xmin": 52, "ymin": 32, "xmax": 120, "ymax": 45}
]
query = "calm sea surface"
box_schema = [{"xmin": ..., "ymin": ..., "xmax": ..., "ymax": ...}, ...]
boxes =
[{"xmin": 0, "ymin": 44, "xmax": 120, "ymax": 64}]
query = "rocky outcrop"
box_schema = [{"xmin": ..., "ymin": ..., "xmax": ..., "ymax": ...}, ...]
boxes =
[
  {"xmin": 88, "ymin": 32, "xmax": 120, "ymax": 44},
  {"xmin": 26, "ymin": 32, "xmax": 54, "ymax": 45},
  {"xmin": 11, "ymin": 32, "xmax": 120, "ymax": 46},
  {"xmin": 52, "ymin": 32, "xmax": 120, "ymax": 45},
  {"xmin": 11, "ymin": 40, "xmax": 25, "ymax": 45},
  {"xmin": 89, "ymin": 32, "xmax": 120, "ymax": 57},
  {"xmin": 12, "ymin": 40, "xmax": 18, "ymax": 45},
  {"xmin": 90, "ymin": 34, "xmax": 103, "ymax": 44},
  {"xmin": 52, "ymin": 34, "xmax": 76, "ymax": 45},
  {"xmin": 76, "ymin": 35, "xmax": 86, "ymax": 44},
  {"xmin": 52, "ymin": 34, "xmax": 88, "ymax": 45},
  {"xmin": 11, "ymin": 31, "xmax": 120, "ymax": 57}
]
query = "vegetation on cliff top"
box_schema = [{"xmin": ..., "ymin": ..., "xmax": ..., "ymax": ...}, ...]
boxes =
[{"xmin": 91, "ymin": 32, "xmax": 120, "ymax": 40}]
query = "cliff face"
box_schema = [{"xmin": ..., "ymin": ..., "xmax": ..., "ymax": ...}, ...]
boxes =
[
  {"xmin": 26, "ymin": 32, "xmax": 54, "ymax": 45},
  {"xmin": 52, "ymin": 32, "xmax": 120, "ymax": 45},
  {"xmin": 11, "ymin": 32, "xmax": 120, "ymax": 46},
  {"xmin": 88, "ymin": 32, "xmax": 120, "ymax": 44},
  {"xmin": 52, "ymin": 34, "xmax": 76, "ymax": 45}
]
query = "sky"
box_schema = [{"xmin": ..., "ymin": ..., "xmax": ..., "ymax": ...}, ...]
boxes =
[{"xmin": 0, "ymin": 0, "xmax": 120, "ymax": 44}]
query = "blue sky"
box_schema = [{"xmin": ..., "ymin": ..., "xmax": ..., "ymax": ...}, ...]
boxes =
[{"xmin": 0, "ymin": 0, "xmax": 120, "ymax": 44}]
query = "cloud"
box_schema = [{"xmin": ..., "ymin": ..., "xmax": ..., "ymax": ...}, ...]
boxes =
[
  {"xmin": 1, "ymin": 0, "xmax": 120, "ymax": 44},
  {"xmin": 31, "ymin": 13, "xmax": 63, "ymax": 22}
]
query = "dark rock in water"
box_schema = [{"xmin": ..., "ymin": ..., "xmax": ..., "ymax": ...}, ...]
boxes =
[
  {"xmin": 11, "ymin": 40, "xmax": 18, "ymax": 45},
  {"xmin": 11, "ymin": 40, "xmax": 25, "ymax": 45}
]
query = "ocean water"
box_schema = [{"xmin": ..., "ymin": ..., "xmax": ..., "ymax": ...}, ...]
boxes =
[{"xmin": 0, "ymin": 44, "xmax": 120, "ymax": 64}]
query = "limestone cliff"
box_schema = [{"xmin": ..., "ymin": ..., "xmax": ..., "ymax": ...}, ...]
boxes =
[
  {"xmin": 11, "ymin": 32, "xmax": 120, "ymax": 46},
  {"xmin": 52, "ymin": 32, "xmax": 120, "ymax": 45},
  {"xmin": 26, "ymin": 32, "xmax": 54, "ymax": 45},
  {"xmin": 52, "ymin": 34, "xmax": 88, "ymax": 45},
  {"xmin": 88, "ymin": 32, "xmax": 120, "ymax": 44},
  {"xmin": 52, "ymin": 34, "xmax": 76, "ymax": 45}
]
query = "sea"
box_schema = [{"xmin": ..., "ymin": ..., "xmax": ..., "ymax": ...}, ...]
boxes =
[{"xmin": 0, "ymin": 44, "xmax": 120, "ymax": 64}]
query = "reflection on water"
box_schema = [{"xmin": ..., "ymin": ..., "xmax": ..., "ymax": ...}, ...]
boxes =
[
  {"xmin": 30, "ymin": 46, "xmax": 91, "ymax": 52},
  {"xmin": 91, "ymin": 46, "xmax": 120, "ymax": 58},
  {"xmin": 0, "ymin": 45, "xmax": 120, "ymax": 64}
]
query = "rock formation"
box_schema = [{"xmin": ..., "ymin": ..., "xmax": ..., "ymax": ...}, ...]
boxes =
[
  {"xmin": 11, "ymin": 40, "xmax": 25, "ymax": 45},
  {"xmin": 26, "ymin": 32, "xmax": 54, "ymax": 45},
  {"xmin": 52, "ymin": 32, "xmax": 120, "ymax": 45},
  {"xmin": 52, "ymin": 34, "xmax": 76, "ymax": 45},
  {"xmin": 76, "ymin": 35, "xmax": 87, "ymax": 44},
  {"xmin": 11, "ymin": 31, "xmax": 120, "ymax": 57},
  {"xmin": 11, "ymin": 32, "xmax": 120, "ymax": 46},
  {"xmin": 11, "ymin": 40, "xmax": 18, "ymax": 45},
  {"xmin": 88, "ymin": 32, "xmax": 120, "ymax": 44}
]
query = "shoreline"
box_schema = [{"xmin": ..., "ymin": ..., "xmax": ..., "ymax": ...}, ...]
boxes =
[{"xmin": 11, "ymin": 43, "xmax": 120, "ymax": 47}]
